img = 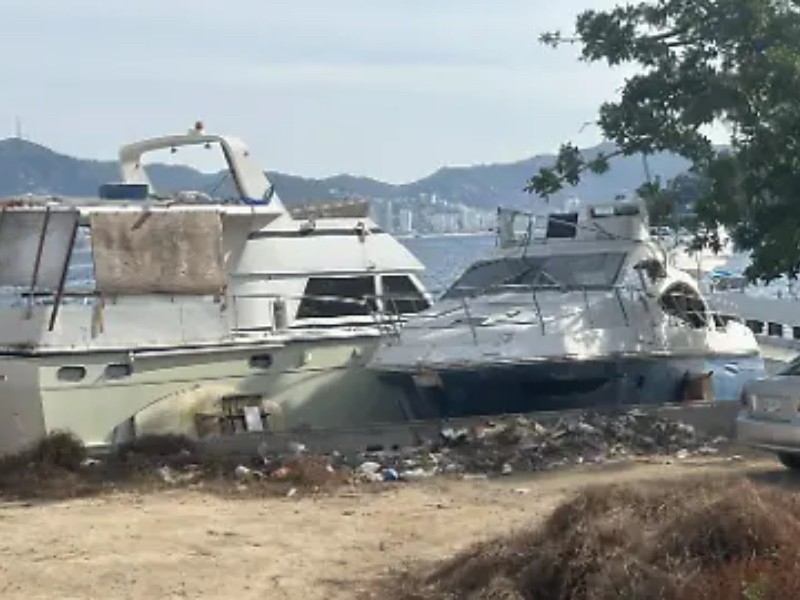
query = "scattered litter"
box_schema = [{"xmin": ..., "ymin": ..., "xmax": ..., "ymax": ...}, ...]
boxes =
[
  {"xmin": 271, "ymin": 466, "xmax": 293, "ymax": 480},
  {"xmin": 234, "ymin": 465, "xmax": 254, "ymax": 481},
  {"xmin": 401, "ymin": 468, "xmax": 434, "ymax": 481},
  {"xmin": 382, "ymin": 468, "xmax": 399, "ymax": 482},
  {"xmin": 357, "ymin": 461, "xmax": 381, "ymax": 476},
  {"xmin": 156, "ymin": 465, "xmax": 176, "ymax": 485},
  {"xmin": 353, "ymin": 409, "xmax": 732, "ymax": 479},
  {"xmin": 0, "ymin": 409, "xmax": 739, "ymax": 501},
  {"xmin": 287, "ymin": 441, "xmax": 307, "ymax": 455},
  {"xmin": 462, "ymin": 474, "xmax": 489, "ymax": 481}
]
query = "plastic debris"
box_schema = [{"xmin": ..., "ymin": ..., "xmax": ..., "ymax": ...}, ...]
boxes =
[
  {"xmin": 351, "ymin": 409, "xmax": 731, "ymax": 479},
  {"xmin": 287, "ymin": 441, "xmax": 307, "ymax": 455},
  {"xmin": 234, "ymin": 465, "xmax": 254, "ymax": 481},
  {"xmin": 400, "ymin": 468, "xmax": 434, "ymax": 481},
  {"xmin": 156, "ymin": 465, "xmax": 177, "ymax": 485},
  {"xmin": 271, "ymin": 466, "xmax": 293, "ymax": 480},
  {"xmin": 357, "ymin": 461, "xmax": 382, "ymax": 475},
  {"xmin": 85, "ymin": 408, "xmax": 735, "ymax": 492}
]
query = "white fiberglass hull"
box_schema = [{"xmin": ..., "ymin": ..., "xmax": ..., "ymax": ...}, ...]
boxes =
[{"xmin": 0, "ymin": 336, "xmax": 408, "ymax": 454}]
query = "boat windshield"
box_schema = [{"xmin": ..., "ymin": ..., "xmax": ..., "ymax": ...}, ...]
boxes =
[{"xmin": 442, "ymin": 252, "xmax": 627, "ymax": 299}]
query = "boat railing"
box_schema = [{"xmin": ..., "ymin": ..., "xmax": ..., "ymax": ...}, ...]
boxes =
[
  {"xmin": 386, "ymin": 283, "xmax": 736, "ymax": 346},
  {"xmin": 0, "ymin": 287, "xmax": 428, "ymax": 337},
  {"xmin": 226, "ymin": 290, "xmax": 428, "ymax": 337},
  {"xmin": 3, "ymin": 285, "xmax": 734, "ymax": 347}
]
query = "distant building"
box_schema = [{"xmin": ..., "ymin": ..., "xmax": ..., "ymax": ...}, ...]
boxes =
[
  {"xmin": 369, "ymin": 199, "xmax": 394, "ymax": 231},
  {"xmin": 398, "ymin": 208, "xmax": 414, "ymax": 234}
]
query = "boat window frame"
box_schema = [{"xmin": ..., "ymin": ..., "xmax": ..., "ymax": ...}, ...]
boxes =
[
  {"xmin": 441, "ymin": 252, "xmax": 628, "ymax": 300},
  {"xmin": 380, "ymin": 274, "xmax": 430, "ymax": 315},
  {"xmin": 295, "ymin": 275, "xmax": 378, "ymax": 320}
]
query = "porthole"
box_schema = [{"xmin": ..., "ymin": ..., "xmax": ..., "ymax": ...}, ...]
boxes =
[
  {"xmin": 249, "ymin": 354, "xmax": 273, "ymax": 370},
  {"xmin": 105, "ymin": 363, "xmax": 133, "ymax": 380},
  {"xmin": 57, "ymin": 366, "xmax": 86, "ymax": 382}
]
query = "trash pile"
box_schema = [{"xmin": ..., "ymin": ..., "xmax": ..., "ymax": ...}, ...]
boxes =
[
  {"xmin": 0, "ymin": 410, "xmax": 736, "ymax": 500},
  {"xmin": 353, "ymin": 410, "xmax": 731, "ymax": 482}
]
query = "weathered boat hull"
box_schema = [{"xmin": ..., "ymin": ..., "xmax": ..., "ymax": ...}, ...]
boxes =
[{"xmin": 0, "ymin": 336, "xmax": 409, "ymax": 454}]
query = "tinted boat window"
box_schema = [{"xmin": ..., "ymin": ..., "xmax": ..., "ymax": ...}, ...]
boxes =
[
  {"xmin": 443, "ymin": 253, "xmax": 626, "ymax": 299},
  {"xmin": 297, "ymin": 277, "xmax": 376, "ymax": 318},
  {"xmin": 383, "ymin": 275, "xmax": 430, "ymax": 314}
]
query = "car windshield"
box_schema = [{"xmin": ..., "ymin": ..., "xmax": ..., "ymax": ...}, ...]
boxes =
[{"xmin": 442, "ymin": 252, "xmax": 627, "ymax": 300}]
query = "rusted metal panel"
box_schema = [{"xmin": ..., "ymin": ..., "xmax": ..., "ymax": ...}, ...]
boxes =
[
  {"xmin": 0, "ymin": 209, "xmax": 80, "ymax": 290},
  {"xmin": 91, "ymin": 211, "xmax": 226, "ymax": 295}
]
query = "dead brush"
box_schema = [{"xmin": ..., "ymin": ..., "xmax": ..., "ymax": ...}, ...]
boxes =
[
  {"xmin": 389, "ymin": 477, "xmax": 800, "ymax": 600},
  {"xmin": 681, "ymin": 551, "xmax": 800, "ymax": 599},
  {"xmin": 0, "ymin": 431, "xmax": 97, "ymax": 500},
  {"xmin": 0, "ymin": 433, "xmax": 353, "ymax": 501}
]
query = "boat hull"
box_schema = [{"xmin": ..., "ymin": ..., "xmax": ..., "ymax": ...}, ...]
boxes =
[
  {"xmin": 0, "ymin": 336, "xmax": 409, "ymax": 454},
  {"xmin": 376, "ymin": 353, "xmax": 766, "ymax": 419}
]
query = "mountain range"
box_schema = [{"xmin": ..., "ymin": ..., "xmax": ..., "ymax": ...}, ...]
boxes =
[{"xmin": 0, "ymin": 137, "xmax": 691, "ymax": 209}]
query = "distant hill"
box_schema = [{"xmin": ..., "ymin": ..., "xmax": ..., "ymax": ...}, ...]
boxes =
[{"xmin": 0, "ymin": 137, "xmax": 690, "ymax": 209}]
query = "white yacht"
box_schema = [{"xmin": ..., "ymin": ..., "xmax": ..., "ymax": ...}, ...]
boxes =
[
  {"xmin": 369, "ymin": 200, "xmax": 765, "ymax": 418},
  {"xmin": 0, "ymin": 123, "xmax": 431, "ymax": 453}
]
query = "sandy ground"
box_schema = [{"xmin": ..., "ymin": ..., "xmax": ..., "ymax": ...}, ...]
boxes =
[{"xmin": 0, "ymin": 455, "xmax": 790, "ymax": 600}]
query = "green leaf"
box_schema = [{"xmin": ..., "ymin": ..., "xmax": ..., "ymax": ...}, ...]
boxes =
[{"xmin": 530, "ymin": 0, "xmax": 800, "ymax": 282}]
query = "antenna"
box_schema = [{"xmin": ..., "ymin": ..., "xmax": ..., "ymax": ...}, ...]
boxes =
[{"xmin": 14, "ymin": 116, "xmax": 22, "ymax": 140}]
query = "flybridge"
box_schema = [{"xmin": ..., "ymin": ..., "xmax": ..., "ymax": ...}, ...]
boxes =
[
  {"xmin": 497, "ymin": 200, "xmax": 649, "ymax": 248},
  {"xmin": 110, "ymin": 121, "xmax": 287, "ymax": 212}
]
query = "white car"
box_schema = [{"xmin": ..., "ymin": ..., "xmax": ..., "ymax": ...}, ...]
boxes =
[{"xmin": 737, "ymin": 357, "xmax": 800, "ymax": 469}]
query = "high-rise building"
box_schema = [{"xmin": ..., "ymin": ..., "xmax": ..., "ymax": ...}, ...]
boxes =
[
  {"xmin": 398, "ymin": 208, "xmax": 414, "ymax": 234},
  {"xmin": 369, "ymin": 199, "xmax": 394, "ymax": 231}
]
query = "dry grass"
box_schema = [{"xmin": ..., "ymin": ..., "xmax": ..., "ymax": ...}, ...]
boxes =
[
  {"xmin": 0, "ymin": 432, "xmax": 352, "ymax": 501},
  {"xmin": 389, "ymin": 478, "xmax": 800, "ymax": 600}
]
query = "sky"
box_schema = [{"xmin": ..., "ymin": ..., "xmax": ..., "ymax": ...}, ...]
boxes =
[{"xmin": 3, "ymin": 0, "xmax": 647, "ymax": 182}]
